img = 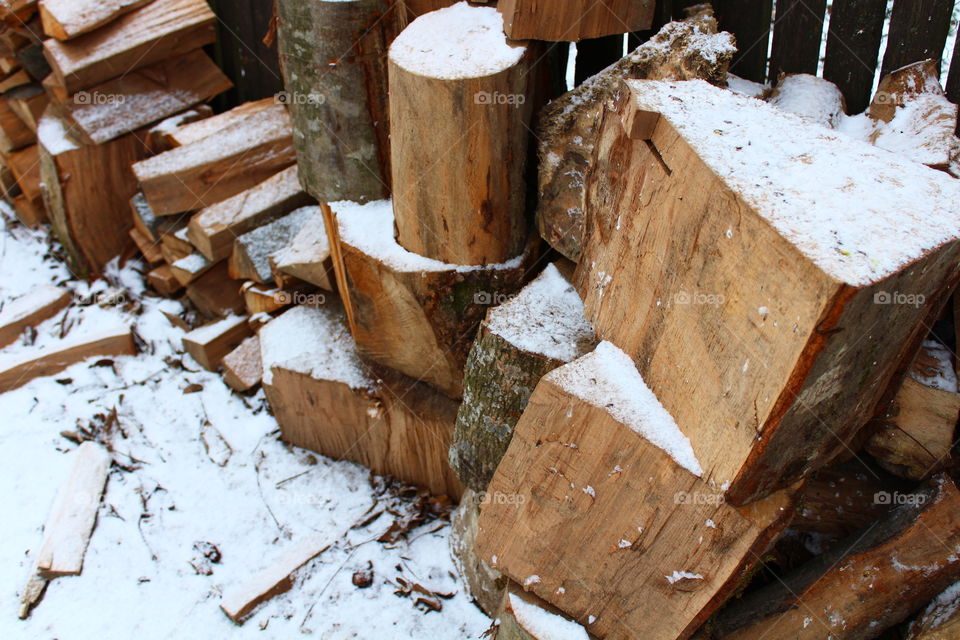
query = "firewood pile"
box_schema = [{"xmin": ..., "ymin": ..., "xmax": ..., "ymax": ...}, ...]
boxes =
[{"xmin": 4, "ymin": 0, "xmax": 960, "ymax": 637}]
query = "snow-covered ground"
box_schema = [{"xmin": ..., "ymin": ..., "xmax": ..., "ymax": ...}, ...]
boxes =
[{"xmin": 0, "ymin": 205, "xmax": 490, "ymax": 639}]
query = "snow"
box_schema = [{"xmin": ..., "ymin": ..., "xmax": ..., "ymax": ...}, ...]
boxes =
[
  {"xmin": 726, "ymin": 73, "xmax": 766, "ymax": 98},
  {"xmin": 910, "ymin": 339, "xmax": 958, "ymax": 393},
  {"xmin": 235, "ymin": 206, "xmax": 314, "ymax": 282},
  {"xmin": 665, "ymin": 571, "xmax": 703, "ymax": 584},
  {"xmin": 271, "ymin": 207, "xmax": 329, "ymax": 267},
  {"xmin": 484, "ymin": 264, "xmax": 594, "ymax": 363},
  {"xmin": 389, "ymin": 2, "xmax": 525, "ymax": 80},
  {"xmin": 171, "ymin": 252, "xmax": 208, "ymax": 274},
  {"xmin": 628, "ymin": 79, "xmax": 960, "ymax": 287},
  {"xmin": 37, "ymin": 111, "xmax": 80, "ymax": 155},
  {"xmin": 913, "ymin": 581, "xmax": 960, "ymax": 633},
  {"xmin": 766, "ymin": 74, "xmax": 845, "ymax": 128},
  {"xmin": 547, "ymin": 341, "xmax": 703, "ymax": 476},
  {"xmin": 508, "ymin": 592, "xmax": 589, "ymax": 640},
  {"xmin": 183, "ymin": 314, "xmax": 246, "ymax": 346}
]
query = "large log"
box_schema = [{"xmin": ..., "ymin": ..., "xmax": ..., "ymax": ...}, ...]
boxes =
[
  {"xmin": 450, "ymin": 263, "xmax": 595, "ymax": 491},
  {"xmin": 575, "ymin": 79, "xmax": 960, "ymax": 505},
  {"xmin": 389, "ymin": 2, "xmax": 536, "ymax": 265},
  {"xmin": 39, "ymin": 0, "xmax": 153, "ymax": 40},
  {"xmin": 276, "ymin": 0, "xmax": 396, "ymax": 203},
  {"xmin": 498, "ymin": 0, "xmax": 654, "ymax": 41},
  {"xmin": 475, "ymin": 341, "xmax": 796, "ymax": 640}
]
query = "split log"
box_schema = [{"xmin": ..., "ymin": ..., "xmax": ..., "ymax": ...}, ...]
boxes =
[
  {"xmin": 227, "ymin": 206, "xmax": 316, "ymax": 284},
  {"xmin": 146, "ymin": 264, "xmax": 182, "ymax": 296},
  {"xmin": 0, "ymin": 284, "xmax": 70, "ymax": 347},
  {"xmin": 450, "ymin": 263, "xmax": 595, "ymax": 491},
  {"xmin": 129, "ymin": 191, "xmax": 181, "ymax": 243},
  {"xmin": 63, "ymin": 49, "xmax": 232, "ymax": 145},
  {"xmin": 144, "ymin": 105, "xmax": 212, "ymax": 151},
  {"xmin": 535, "ymin": 13, "xmax": 735, "ymax": 261},
  {"xmin": 221, "ymin": 335, "xmax": 261, "ymax": 392},
  {"xmin": 6, "ymin": 82, "xmax": 47, "ymax": 130},
  {"xmin": 497, "ymin": 581, "xmax": 592, "ymax": 640},
  {"xmin": 7, "ymin": 143, "xmax": 42, "ymax": 202},
  {"xmin": 185, "ymin": 260, "xmax": 244, "ymax": 318},
  {"xmin": 40, "ymin": 0, "xmax": 154, "ymax": 40},
  {"xmin": 12, "ymin": 192, "xmax": 45, "ymax": 226},
  {"xmin": 42, "ymin": 0, "xmax": 216, "ymax": 94},
  {"xmin": 186, "ymin": 164, "xmax": 312, "ymax": 262},
  {"xmin": 575, "ymin": 79, "xmax": 960, "ymax": 505},
  {"xmin": 38, "ymin": 109, "xmax": 151, "ymax": 277},
  {"xmin": 159, "ymin": 225, "xmax": 193, "ymax": 260},
  {"xmin": 131, "ymin": 100, "xmax": 296, "ymax": 215},
  {"xmin": 240, "ymin": 282, "xmax": 290, "ymax": 315},
  {"xmin": 450, "ymin": 488, "xmax": 507, "ymax": 617},
  {"xmin": 0, "ymin": 67, "xmax": 29, "ymax": 92},
  {"xmin": 275, "ymin": 0, "xmax": 395, "ymax": 202},
  {"xmin": 261, "ymin": 304, "xmax": 462, "ymax": 497},
  {"xmin": 269, "ymin": 215, "xmax": 333, "ymax": 291},
  {"xmin": 907, "ymin": 582, "xmax": 960, "ymax": 639},
  {"xmin": 389, "ymin": 2, "xmax": 535, "ymax": 265},
  {"xmin": 34, "ymin": 441, "xmax": 111, "ymax": 577},
  {"xmin": 128, "ymin": 227, "xmax": 163, "ymax": 265},
  {"xmin": 715, "ymin": 475, "xmax": 960, "ymax": 640},
  {"xmin": 0, "ymin": 97, "xmax": 33, "ymax": 152},
  {"xmin": 475, "ymin": 342, "xmax": 796, "ymax": 640},
  {"xmin": 169, "ymin": 252, "xmax": 213, "ymax": 286},
  {"xmin": 0, "ymin": 324, "xmax": 135, "ymax": 392},
  {"xmin": 498, "ymin": 0, "xmax": 654, "ymax": 41},
  {"xmin": 181, "ymin": 314, "xmax": 251, "ymax": 371},
  {"xmin": 335, "ymin": 199, "xmax": 537, "ymax": 398},
  {"xmin": 163, "ymin": 97, "xmax": 272, "ymax": 148}
]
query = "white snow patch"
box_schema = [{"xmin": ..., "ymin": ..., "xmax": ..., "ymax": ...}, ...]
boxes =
[{"xmin": 508, "ymin": 593, "xmax": 589, "ymax": 640}]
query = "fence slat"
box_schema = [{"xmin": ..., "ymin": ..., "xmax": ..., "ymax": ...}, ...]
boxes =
[
  {"xmin": 769, "ymin": 0, "xmax": 828, "ymax": 80},
  {"xmin": 881, "ymin": 0, "xmax": 954, "ymax": 78},
  {"xmin": 209, "ymin": 0, "xmax": 284, "ymax": 108},
  {"xmin": 823, "ymin": 0, "xmax": 887, "ymax": 114},
  {"xmin": 712, "ymin": 0, "xmax": 774, "ymax": 84}
]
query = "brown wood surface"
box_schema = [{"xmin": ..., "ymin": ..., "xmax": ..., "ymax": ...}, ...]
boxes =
[
  {"xmin": 498, "ymin": 0, "xmax": 655, "ymax": 41},
  {"xmin": 39, "ymin": 0, "xmax": 154, "ymax": 40},
  {"xmin": 221, "ymin": 334, "xmax": 261, "ymax": 392},
  {"xmin": 182, "ymin": 315, "xmax": 252, "ymax": 371}
]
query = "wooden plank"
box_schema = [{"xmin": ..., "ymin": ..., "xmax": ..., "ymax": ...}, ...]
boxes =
[
  {"xmin": 881, "ymin": 0, "xmax": 955, "ymax": 78},
  {"xmin": 712, "ymin": 0, "xmax": 773, "ymax": 83},
  {"xmin": 221, "ymin": 335, "xmax": 261, "ymax": 392},
  {"xmin": 823, "ymin": 0, "xmax": 887, "ymax": 115},
  {"xmin": 35, "ymin": 441, "xmax": 111, "ymax": 577},
  {"xmin": 0, "ymin": 284, "xmax": 70, "ymax": 347},
  {"xmin": 0, "ymin": 324, "xmax": 135, "ymax": 392},
  {"xmin": 39, "ymin": 0, "xmax": 154, "ymax": 40},
  {"xmin": 769, "ymin": 0, "xmax": 828, "ymax": 79},
  {"xmin": 497, "ymin": 0, "xmax": 655, "ymax": 41}
]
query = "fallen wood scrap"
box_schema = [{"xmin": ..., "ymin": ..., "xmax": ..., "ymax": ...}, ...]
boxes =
[
  {"xmin": 575, "ymin": 79, "xmax": 960, "ymax": 505},
  {"xmin": 0, "ymin": 284, "xmax": 70, "ymax": 347},
  {"xmin": 220, "ymin": 533, "xmax": 336, "ymax": 624},
  {"xmin": 0, "ymin": 324, "xmax": 135, "ymax": 391},
  {"xmin": 476, "ymin": 342, "xmax": 796, "ymax": 640},
  {"xmin": 715, "ymin": 474, "xmax": 960, "ymax": 640},
  {"xmin": 221, "ymin": 335, "xmax": 261, "ymax": 392},
  {"xmin": 181, "ymin": 314, "xmax": 251, "ymax": 371},
  {"xmin": 228, "ymin": 206, "xmax": 315, "ymax": 284},
  {"xmin": 450, "ymin": 489, "xmax": 507, "ymax": 617},
  {"xmin": 498, "ymin": 0, "xmax": 654, "ymax": 41},
  {"xmin": 42, "ymin": 0, "xmax": 216, "ymax": 94},
  {"xmin": 185, "ymin": 261, "xmax": 244, "ymax": 319},
  {"xmin": 132, "ymin": 100, "xmax": 296, "ymax": 215},
  {"xmin": 269, "ymin": 212, "xmax": 333, "ymax": 291},
  {"xmin": 146, "ymin": 264, "xmax": 181, "ymax": 296},
  {"xmin": 335, "ymin": 199, "xmax": 537, "ymax": 398},
  {"xmin": 40, "ymin": 0, "xmax": 154, "ymax": 40},
  {"xmin": 187, "ymin": 164, "xmax": 312, "ymax": 262},
  {"xmin": 450, "ymin": 263, "xmax": 595, "ymax": 491},
  {"xmin": 907, "ymin": 582, "xmax": 960, "ymax": 639},
  {"xmin": 497, "ymin": 581, "xmax": 592, "ymax": 640}
]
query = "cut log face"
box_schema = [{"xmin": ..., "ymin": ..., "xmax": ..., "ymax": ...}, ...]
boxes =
[
  {"xmin": 716, "ymin": 475, "xmax": 960, "ymax": 640},
  {"xmin": 449, "ymin": 488, "xmax": 507, "ymax": 617},
  {"xmin": 260, "ymin": 305, "xmax": 463, "ymax": 498},
  {"xmin": 450, "ymin": 263, "xmax": 595, "ymax": 491},
  {"xmin": 497, "ymin": 0, "xmax": 654, "ymax": 41},
  {"xmin": 132, "ymin": 100, "xmax": 296, "ymax": 215},
  {"xmin": 182, "ymin": 314, "xmax": 252, "ymax": 371},
  {"xmin": 221, "ymin": 335, "xmax": 262, "ymax": 392},
  {"xmin": 42, "ymin": 0, "xmax": 217, "ymax": 94},
  {"xmin": 389, "ymin": 3, "xmax": 534, "ymax": 265},
  {"xmin": 335, "ymin": 199, "xmax": 537, "ymax": 398},
  {"xmin": 228, "ymin": 206, "xmax": 317, "ymax": 284},
  {"xmin": 0, "ymin": 96, "xmax": 34, "ymax": 152},
  {"xmin": 269, "ymin": 213, "xmax": 333, "ymax": 291},
  {"xmin": 240, "ymin": 282, "xmax": 292, "ymax": 316},
  {"xmin": 169, "ymin": 252, "xmax": 213, "ymax": 286},
  {"xmin": 575, "ymin": 79, "xmax": 960, "ymax": 505},
  {"xmin": 276, "ymin": 0, "xmax": 395, "ymax": 203},
  {"xmin": 39, "ymin": 0, "xmax": 154, "ymax": 40},
  {"xmin": 475, "ymin": 342, "xmax": 795, "ymax": 640},
  {"xmin": 129, "ymin": 227, "xmax": 163, "ymax": 265},
  {"xmin": 0, "ymin": 284, "xmax": 70, "ymax": 347}
]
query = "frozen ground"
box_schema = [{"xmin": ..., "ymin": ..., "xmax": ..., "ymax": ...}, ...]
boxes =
[{"xmin": 0, "ymin": 205, "xmax": 490, "ymax": 639}]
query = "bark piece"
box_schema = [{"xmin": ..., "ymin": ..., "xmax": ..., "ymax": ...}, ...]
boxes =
[
  {"xmin": 221, "ymin": 335, "xmax": 261, "ymax": 392},
  {"xmin": 39, "ymin": 0, "xmax": 153, "ymax": 40},
  {"xmin": 449, "ymin": 488, "xmax": 507, "ymax": 617},
  {"xmin": 498, "ymin": 0, "xmax": 654, "ymax": 41},
  {"xmin": 0, "ymin": 284, "xmax": 70, "ymax": 347},
  {"xmin": 181, "ymin": 314, "xmax": 251, "ymax": 371}
]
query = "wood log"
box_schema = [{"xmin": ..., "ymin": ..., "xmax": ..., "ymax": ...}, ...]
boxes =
[
  {"xmin": 335, "ymin": 199, "xmax": 537, "ymax": 398},
  {"xmin": 12, "ymin": 192, "xmax": 45, "ymax": 226},
  {"xmin": 275, "ymin": 0, "xmax": 395, "ymax": 203},
  {"xmin": 185, "ymin": 260, "xmax": 244, "ymax": 318},
  {"xmin": 261, "ymin": 304, "xmax": 463, "ymax": 497},
  {"xmin": 535, "ymin": 14, "xmax": 735, "ymax": 261},
  {"xmin": 38, "ymin": 110, "xmax": 151, "ymax": 277},
  {"xmin": 131, "ymin": 100, "xmax": 296, "ymax": 215},
  {"xmin": 144, "ymin": 105, "xmax": 212, "ymax": 151},
  {"xmin": 240, "ymin": 282, "xmax": 290, "ymax": 315},
  {"xmin": 42, "ymin": 0, "xmax": 216, "ymax": 94},
  {"xmin": 7, "ymin": 142, "xmax": 42, "ymax": 202},
  {"xmin": 128, "ymin": 227, "xmax": 163, "ymax": 266},
  {"xmin": 0, "ymin": 324, "xmax": 135, "ymax": 391},
  {"xmin": 715, "ymin": 474, "xmax": 960, "ymax": 640},
  {"xmin": 269, "ymin": 216, "xmax": 333, "ymax": 291},
  {"xmin": 181, "ymin": 314, "xmax": 251, "ymax": 371},
  {"xmin": 186, "ymin": 164, "xmax": 312, "ymax": 262},
  {"xmin": 497, "ymin": 581, "xmax": 593, "ymax": 640},
  {"xmin": 129, "ymin": 191, "xmax": 180, "ymax": 243},
  {"xmin": 0, "ymin": 284, "xmax": 70, "ymax": 347},
  {"xmin": 498, "ymin": 0, "xmax": 654, "ymax": 41},
  {"xmin": 450, "ymin": 263, "xmax": 595, "ymax": 491},
  {"xmin": 145, "ymin": 264, "xmax": 182, "ymax": 296},
  {"xmin": 0, "ymin": 97, "xmax": 34, "ymax": 152},
  {"xmin": 450, "ymin": 488, "xmax": 508, "ymax": 617},
  {"xmin": 63, "ymin": 49, "xmax": 232, "ymax": 145},
  {"xmin": 163, "ymin": 97, "xmax": 272, "ymax": 148},
  {"xmin": 169, "ymin": 252, "xmax": 213, "ymax": 286},
  {"xmin": 907, "ymin": 582, "xmax": 960, "ymax": 639},
  {"xmin": 228, "ymin": 206, "xmax": 316, "ymax": 284},
  {"xmin": 0, "ymin": 67, "xmax": 30, "ymax": 92},
  {"xmin": 575, "ymin": 79, "xmax": 960, "ymax": 505},
  {"xmin": 159, "ymin": 225, "xmax": 193, "ymax": 259},
  {"xmin": 475, "ymin": 342, "xmax": 796, "ymax": 640},
  {"xmin": 39, "ymin": 0, "xmax": 154, "ymax": 40},
  {"xmin": 389, "ymin": 3, "xmax": 535, "ymax": 265},
  {"xmin": 221, "ymin": 334, "xmax": 261, "ymax": 392},
  {"xmin": 6, "ymin": 82, "xmax": 48, "ymax": 130}
]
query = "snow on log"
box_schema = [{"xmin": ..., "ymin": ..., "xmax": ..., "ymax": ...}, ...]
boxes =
[
  {"xmin": 39, "ymin": 0, "xmax": 153, "ymax": 40},
  {"xmin": 228, "ymin": 206, "xmax": 317, "ymax": 285},
  {"xmin": 498, "ymin": 582, "xmax": 592, "ymax": 640},
  {"xmin": 0, "ymin": 284, "xmax": 70, "ymax": 347},
  {"xmin": 221, "ymin": 335, "xmax": 262, "ymax": 393},
  {"xmin": 181, "ymin": 314, "xmax": 252, "ymax": 372},
  {"xmin": 907, "ymin": 581, "xmax": 960, "ymax": 639}
]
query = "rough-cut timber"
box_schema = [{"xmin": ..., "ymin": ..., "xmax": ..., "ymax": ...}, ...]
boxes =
[
  {"xmin": 42, "ymin": 0, "xmax": 216, "ymax": 94},
  {"xmin": 335, "ymin": 200, "xmax": 537, "ymax": 398},
  {"xmin": 7, "ymin": 143, "xmax": 42, "ymax": 203},
  {"xmin": 450, "ymin": 263, "xmax": 595, "ymax": 491},
  {"xmin": 0, "ymin": 284, "xmax": 70, "ymax": 347},
  {"xmin": 241, "ymin": 283, "xmax": 291, "ymax": 316},
  {"xmin": 389, "ymin": 3, "xmax": 535, "ymax": 265},
  {"xmin": 276, "ymin": 0, "xmax": 395, "ymax": 203},
  {"xmin": 475, "ymin": 342, "xmax": 796, "ymax": 640},
  {"xmin": 40, "ymin": 0, "xmax": 154, "ymax": 40},
  {"xmin": 261, "ymin": 305, "xmax": 463, "ymax": 497},
  {"xmin": 536, "ymin": 14, "xmax": 735, "ymax": 261},
  {"xmin": 146, "ymin": 264, "xmax": 182, "ymax": 296},
  {"xmin": 227, "ymin": 206, "xmax": 314, "ymax": 284},
  {"xmin": 221, "ymin": 335, "xmax": 261, "ymax": 392},
  {"xmin": 497, "ymin": 0, "xmax": 654, "ymax": 41},
  {"xmin": 169, "ymin": 253, "xmax": 213, "ymax": 286},
  {"xmin": 163, "ymin": 98, "xmax": 272, "ymax": 148},
  {"xmin": 576, "ymin": 79, "xmax": 960, "ymax": 505},
  {"xmin": 129, "ymin": 227, "xmax": 163, "ymax": 266},
  {"xmin": 716, "ymin": 475, "xmax": 960, "ymax": 640},
  {"xmin": 0, "ymin": 97, "xmax": 33, "ymax": 152},
  {"xmin": 182, "ymin": 315, "xmax": 252, "ymax": 371},
  {"xmin": 449, "ymin": 489, "xmax": 507, "ymax": 617}
]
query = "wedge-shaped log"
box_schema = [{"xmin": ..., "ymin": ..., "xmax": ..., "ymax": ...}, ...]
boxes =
[
  {"xmin": 182, "ymin": 314, "xmax": 251, "ymax": 371},
  {"xmin": 7, "ymin": 142, "xmax": 42, "ymax": 203},
  {"xmin": 169, "ymin": 252, "xmax": 213, "ymax": 286},
  {"xmin": 132, "ymin": 100, "xmax": 296, "ymax": 215},
  {"xmin": 0, "ymin": 284, "xmax": 70, "ymax": 348},
  {"xmin": 576, "ymin": 79, "xmax": 960, "ymax": 505},
  {"xmin": 40, "ymin": 0, "xmax": 153, "ymax": 40},
  {"xmin": 42, "ymin": 0, "xmax": 216, "ymax": 94},
  {"xmin": 716, "ymin": 475, "xmax": 960, "ymax": 640},
  {"xmin": 498, "ymin": 0, "xmax": 654, "ymax": 41},
  {"xmin": 228, "ymin": 206, "xmax": 316, "ymax": 284},
  {"xmin": 475, "ymin": 342, "xmax": 795, "ymax": 640},
  {"xmin": 0, "ymin": 96, "xmax": 33, "ymax": 152},
  {"xmin": 335, "ymin": 199, "xmax": 537, "ymax": 398},
  {"xmin": 269, "ymin": 214, "xmax": 333, "ymax": 291},
  {"xmin": 222, "ymin": 335, "xmax": 261, "ymax": 392},
  {"xmin": 261, "ymin": 305, "xmax": 462, "ymax": 497},
  {"xmin": 129, "ymin": 227, "xmax": 163, "ymax": 266},
  {"xmin": 146, "ymin": 264, "xmax": 181, "ymax": 296}
]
